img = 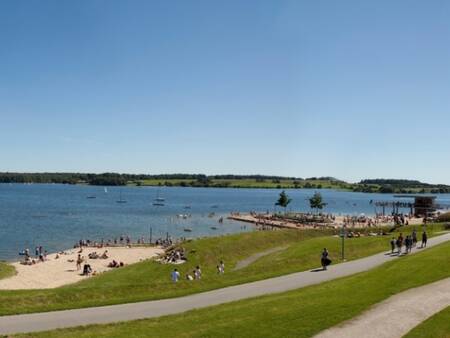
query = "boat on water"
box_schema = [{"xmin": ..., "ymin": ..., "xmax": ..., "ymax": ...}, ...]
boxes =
[
  {"xmin": 116, "ymin": 190, "xmax": 127, "ymax": 204},
  {"xmin": 152, "ymin": 189, "xmax": 165, "ymax": 206},
  {"xmin": 211, "ymin": 205, "xmax": 219, "ymax": 209},
  {"xmin": 87, "ymin": 196, "xmax": 96, "ymax": 199},
  {"xmin": 210, "ymin": 226, "xmax": 218, "ymax": 230},
  {"xmin": 183, "ymin": 228, "xmax": 192, "ymax": 232},
  {"xmin": 184, "ymin": 205, "xmax": 191, "ymax": 209},
  {"xmin": 104, "ymin": 187, "xmax": 108, "ymax": 193}
]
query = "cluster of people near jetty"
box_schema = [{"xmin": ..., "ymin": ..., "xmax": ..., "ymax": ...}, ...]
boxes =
[
  {"xmin": 389, "ymin": 230, "xmax": 427, "ymax": 255},
  {"xmin": 171, "ymin": 261, "xmax": 225, "ymax": 283}
]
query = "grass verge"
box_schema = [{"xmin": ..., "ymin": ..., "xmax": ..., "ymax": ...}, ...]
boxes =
[
  {"xmin": 0, "ymin": 262, "xmax": 15, "ymax": 280},
  {"xmin": 403, "ymin": 306, "xmax": 450, "ymax": 338},
  {"xmin": 15, "ymin": 238, "xmax": 450, "ymax": 337}
]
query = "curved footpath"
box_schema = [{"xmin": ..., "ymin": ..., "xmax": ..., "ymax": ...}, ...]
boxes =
[
  {"xmin": 1, "ymin": 232, "xmax": 450, "ymax": 335},
  {"xmin": 233, "ymin": 245, "xmax": 288, "ymax": 271},
  {"xmin": 314, "ymin": 277, "xmax": 450, "ymax": 338}
]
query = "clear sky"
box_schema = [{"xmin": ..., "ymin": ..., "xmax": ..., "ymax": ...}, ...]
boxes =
[{"xmin": 1, "ymin": 0, "xmax": 450, "ymax": 183}]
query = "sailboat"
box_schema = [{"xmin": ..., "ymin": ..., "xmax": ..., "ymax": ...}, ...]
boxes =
[
  {"xmin": 104, "ymin": 187, "xmax": 108, "ymax": 193},
  {"xmin": 152, "ymin": 188, "xmax": 165, "ymax": 206},
  {"xmin": 116, "ymin": 190, "xmax": 127, "ymax": 204}
]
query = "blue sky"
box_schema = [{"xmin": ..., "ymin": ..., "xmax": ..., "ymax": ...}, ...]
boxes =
[{"xmin": 1, "ymin": 0, "xmax": 450, "ymax": 183}]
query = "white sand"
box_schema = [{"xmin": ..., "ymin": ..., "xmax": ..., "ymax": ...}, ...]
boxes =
[
  {"xmin": 0, "ymin": 246, "xmax": 164, "ymax": 290},
  {"xmin": 314, "ymin": 277, "xmax": 450, "ymax": 338}
]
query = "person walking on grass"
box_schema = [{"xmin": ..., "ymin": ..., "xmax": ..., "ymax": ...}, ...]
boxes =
[
  {"xmin": 194, "ymin": 266, "xmax": 202, "ymax": 280},
  {"xmin": 421, "ymin": 231, "xmax": 428, "ymax": 248},
  {"xmin": 390, "ymin": 237, "xmax": 396, "ymax": 254},
  {"xmin": 171, "ymin": 268, "xmax": 180, "ymax": 283},
  {"xmin": 321, "ymin": 248, "xmax": 330, "ymax": 270}
]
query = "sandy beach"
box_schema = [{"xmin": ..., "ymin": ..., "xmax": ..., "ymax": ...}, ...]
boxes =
[{"xmin": 0, "ymin": 246, "xmax": 164, "ymax": 290}]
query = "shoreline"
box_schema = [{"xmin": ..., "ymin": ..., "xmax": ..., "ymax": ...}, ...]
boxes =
[{"xmin": 0, "ymin": 245, "xmax": 164, "ymax": 290}]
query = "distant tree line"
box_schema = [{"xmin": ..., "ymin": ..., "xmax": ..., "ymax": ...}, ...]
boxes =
[
  {"xmin": 1, "ymin": 173, "xmax": 449, "ymax": 193},
  {"xmin": 356, "ymin": 179, "xmax": 450, "ymax": 194}
]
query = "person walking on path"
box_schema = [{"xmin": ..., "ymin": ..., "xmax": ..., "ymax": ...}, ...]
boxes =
[
  {"xmin": 421, "ymin": 231, "xmax": 428, "ymax": 248},
  {"xmin": 321, "ymin": 248, "xmax": 330, "ymax": 270},
  {"xmin": 171, "ymin": 269, "xmax": 180, "ymax": 283},
  {"xmin": 396, "ymin": 233, "xmax": 404, "ymax": 254},
  {"xmin": 404, "ymin": 236, "xmax": 411, "ymax": 254},
  {"xmin": 412, "ymin": 230, "xmax": 418, "ymax": 247},
  {"xmin": 390, "ymin": 238, "xmax": 396, "ymax": 254}
]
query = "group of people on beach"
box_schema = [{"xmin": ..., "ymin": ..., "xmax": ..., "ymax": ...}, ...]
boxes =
[
  {"xmin": 171, "ymin": 261, "xmax": 225, "ymax": 283},
  {"xmin": 19, "ymin": 246, "xmax": 49, "ymax": 265},
  {"xmin": 390, "ymin": 230, "xmax": 427, "ymax": 255}
]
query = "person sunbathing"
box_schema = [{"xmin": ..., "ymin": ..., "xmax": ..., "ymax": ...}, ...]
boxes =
[
  {"xmin": 108, "ymin": 260, "xmax": 119, "ymax": 268},
  {"xmin": 100, "ymin": 250, "xmax": 109, "ymax": 259},
  {"xmin": 82, "ymin": 263, "xmax": 92, "ymax": 276}
]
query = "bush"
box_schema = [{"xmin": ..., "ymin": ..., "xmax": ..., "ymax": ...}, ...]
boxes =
[{"xmin": 437, "ymin": 212, "xmax": 450, "ymax": 223}]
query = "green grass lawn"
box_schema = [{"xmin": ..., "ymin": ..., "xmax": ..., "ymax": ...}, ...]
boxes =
[
  {"xmin": 0, "ymin": 262, "xmax": 15, "ymax": 280},
  {"xmin": 0, "ymin": 224, "xmax": 443, "ymax": 316},
  {"xmin": 15, "ymin": 238, "xmax": 450, "ymax": 338},
  {"xmin": 404, "ymin": 306, "xmax": 450, "ymax": 338}
]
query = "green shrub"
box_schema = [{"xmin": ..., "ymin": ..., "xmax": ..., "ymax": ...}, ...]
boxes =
[{"xmin": 437, "ymin": 212, "xmax": 450, "ymax": 222}]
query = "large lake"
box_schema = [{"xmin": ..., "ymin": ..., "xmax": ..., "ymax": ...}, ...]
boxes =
[{"xmin": 1, "ymin": 184, "xmax": 450, "ymax": 260}]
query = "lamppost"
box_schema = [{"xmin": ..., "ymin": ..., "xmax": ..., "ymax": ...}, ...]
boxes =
[{"xmin": 341, "ymin": 222, "xmax": 346, "ymax": 261}]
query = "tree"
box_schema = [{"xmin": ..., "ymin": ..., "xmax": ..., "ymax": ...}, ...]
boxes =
[
  {"xmin": 309, "ymin": 192, "xmax": 327, "ymax": 214},
  {"xmin": 276, "ymin": 190, "xmax": 292, "ymax": 214}
]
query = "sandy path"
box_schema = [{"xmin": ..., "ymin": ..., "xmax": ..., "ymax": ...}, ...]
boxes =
[
  {"xmin": 0, "ymin": 246, "xmax": 164, "ymax": 290},
  {"xmin": 314, "ymin": 277, "xmax": 450, "ymax": 338},
  {"xmin": 233, "ymin": 246, "xmax": 288, "ymax": 271}
]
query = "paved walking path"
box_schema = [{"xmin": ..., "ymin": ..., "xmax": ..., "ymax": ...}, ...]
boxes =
[
  {"xmin": 315, "ymin": 277, "xmax": 450, "ymax": 338},
  {"xmin": 233, "ymin": 246, "xmax": 288, "ymax": 271},
  {"xmin": 1, "ymin": 233, "xmax": 449, "ymax": 335}
]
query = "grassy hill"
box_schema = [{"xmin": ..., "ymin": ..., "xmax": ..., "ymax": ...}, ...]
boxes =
[
  {"xmin": 0, "ymin": 223, "xmax": 445, "ymax": 316},
  {"xmin": 15, "ymin": 236, "xmax": 450, "ymax": 338}
]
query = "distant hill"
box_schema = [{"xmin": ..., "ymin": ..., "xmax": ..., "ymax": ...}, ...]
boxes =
[
  {"xmin": 357, "ymin": 179, "xmax": 450, "ymax": 194},
  {"xmin": 0, "ymin": 173, "xmax": 449, "ymax": 193}
]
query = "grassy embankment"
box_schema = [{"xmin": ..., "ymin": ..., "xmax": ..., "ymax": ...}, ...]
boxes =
[
  {"xmin": 15, "ymin": 236, "xmax": 450, "ymax": 338},
  {"xmin": 0, "ymin": 262, "xmax": 15, "ymax": 280},
  {"xmin": 403, "ymin": 306, "xmax": 450, "ymax": 338},
  {"xmin": 0, "ymin": 223, "xmax": 445, "ymax": 316}
]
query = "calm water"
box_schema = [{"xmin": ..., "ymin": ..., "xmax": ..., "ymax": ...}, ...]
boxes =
[{"xmin": 1, "ymin": 184, "xmax": 450, "ymax": 260}]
